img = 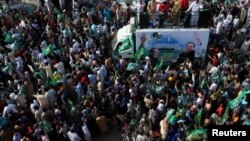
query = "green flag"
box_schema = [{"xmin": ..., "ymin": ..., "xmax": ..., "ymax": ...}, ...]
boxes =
[
  {"xmin": 146, "ymin": 82, "xmax": 165, "ymax": 95},
  {"xmin": 126, "ymin": 62, "xmax": 140, "ymax": 71},
  {"xmin": 213, "ymin": 87, "xmax": 222, "ymax": 99},
  {"xmin": 166, "ymin": 109, "xmax": 175, "ymax": 121},
  {"xmin": 194, "ymin": 109, "xmax": 203, "ymax": 125},
  {"xmin": 68, "ymin": 99, "xmax": 75, "ymax": 108},
  {"xmin": 118, "ymin": 38, "xmax": 131, "ymax": 52},
  {"xmin": 220, "ymin": 106, "xmax": 229, "ymax": 124},
  {"xmin": 168, "ymin": 115, "xmax": 176, "ymax": 125},
  {"xmin": 201, "ymin": 75, "xmax": 208, "ymax": 89},
  {"xmin": 42, "ymin": 44, "xmax": 54, "ymax": 55},
  {"xmin": 134, "ymin": 44, "xmax": 146, "ymax": 61},
  {"xmin": 186, "ymin": 128, "xmax": 206, "ymax": 141},
  {"xmin": 155, "ymin": 85, "xmax": 165, "ymax": 94},
  {"xmin": 4, "ymin": 32, "xmax": 12, "ymax": 44},
  {"xmin": 56, "ymin": 9, "xmax": 63, "ymax": 22},
  {"xmin": 220, "ymin": 89, "xmax": 250, "ymax": 124},
  {"xmin": 228, "ymin": 90, "xmax": 250, "ymax": 109},
  {"xmin": 34, "ymin": 71, "xmax": 46, "ymax": 79},
  {"xmin": 49, "ymin": 78, "xmax": 57, "ymax": 86},
  {"xmin": 154, "ymin": 59, "xmax": 164, "ymax": 70},
  {"xmin": 39, "ymin": 120, "xmax": 53, "ymax": 134}
]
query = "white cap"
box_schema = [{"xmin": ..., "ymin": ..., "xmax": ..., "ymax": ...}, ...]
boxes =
[{"xmin": 129, "ymin": 89, "xmax": 133, "ymax": 93}]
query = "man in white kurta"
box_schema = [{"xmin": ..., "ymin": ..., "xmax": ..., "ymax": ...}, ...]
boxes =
[
  {"xmin": 45, "ymin": 0, "xmax": 53, "ymax": 13},
  {"xmin": 59, "ymin": 0, "xmax": 65, "ymax": 10},
  {"xmin": 186, "ymin": 0, "xmax": 203, "ymax": 26}
]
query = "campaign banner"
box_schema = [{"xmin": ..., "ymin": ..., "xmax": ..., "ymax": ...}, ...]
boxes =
[{"xmin": 135, "ymin": 28, "xmax": 210, "ymax": 64}]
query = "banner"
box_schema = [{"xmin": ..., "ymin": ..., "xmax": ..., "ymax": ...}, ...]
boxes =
[{"xmin": 135, "ymin": 29, "xmax": 210, "ymax": 65}]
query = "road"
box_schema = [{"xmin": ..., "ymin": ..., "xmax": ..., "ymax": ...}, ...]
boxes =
[{"xmin": 92, "ymin": 124, "xmax": 123, "ymax": 141}]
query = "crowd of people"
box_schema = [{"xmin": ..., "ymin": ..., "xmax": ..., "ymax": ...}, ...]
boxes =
[{"xmin": 0, "ymin": 0, "xmax": 249, "ymax": 141}]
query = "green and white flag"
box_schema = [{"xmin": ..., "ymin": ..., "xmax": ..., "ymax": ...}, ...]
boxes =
[
  {"xmin": 220, "ymin": 89, "xmax": 250, "ymax": 124},
  {"xmin": 194, "ymin": 108, "xmax": 203, "ymax": 125},
  {"xmin": 42, "ymin": 44, "xmax": 54, "ymax": 55},
  {"xmin": 4, "ymin": 32, "xmax": 12, "ymax": 44},
  {"xmin": 186, "ymin": 128, "xmax": 206, "ymax": 141},
  {"xmin": 118, "ymin": 38, "xmax": 131, "ymax": 52},
  {"xmin": 166, "ymin": 109, "xmax": 175, "ymax": 121},
  {"xmin": 134, "ymin": 44, "xmax": 146, "ymax": 61},
  {"xmin": 126, "ymin": 62, "xmax": 140, "ymax": 71}
]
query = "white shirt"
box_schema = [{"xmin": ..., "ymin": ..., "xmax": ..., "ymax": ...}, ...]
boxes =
[
  {"xmin": 30, "ymin": 100, "xmax": 39, "ymax": 114},
  {"xmin": 15, "ymin": 56, "xmax": 23, "ymax": 66},
  {"xmin": 196, "ymin": 97, "xmax": 203, "ymax": 106},
  {"xmin": 82, "ymin": 124, "xmax": 91, "ymax": 141},
  {"xmin": 217, "ymin": 52, "xmax": 223, "ymax": 59},
  {"xmin": 2, "ymin": 104, "xmax": 18, "ymax": 117},
  {"xmin": 187, "ymin": 1, "xmax": 203, "ymax": 14},
  {"xmin": 216, "ymin": 20, "xmax": 224, "ymax": 34},
  {"xmin": 209, "ymin": 66, "xmax": 218, "ymax": 75},
  {"xmin": 71, "ymin": 41, "xmax": 81, "ymax": 53},
  {"xmin": 45, "ymin": 89, "xmax": 56, "ymax": 104},
  {"xmin": 209, "ymin": 82, "xmax": 218, "ymax": 92},
  {"xmin": 54, "ymin": 61, "xmax": 65, "ymax": 75},
  {"xmin": 136, "ymin": 2, "xmax": 145, "ymax": 13},
  {"xmin": 233, "ymin": 18, "xmax": 239, "ymax": 28},
  {"xmin": 157, "ymin": 103, "xmax": 165, "ymax": 112},
  {"xmin": 67, "ymin": 131, "xmax": 82, "ymax": 141},
  {"xmin": 136, "ymin": 134, "xmax": 149, "ymax": 141}
]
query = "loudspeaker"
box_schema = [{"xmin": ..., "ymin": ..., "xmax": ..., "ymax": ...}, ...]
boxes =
[{"xmin": 137, "ymin": 12, "xmax": 149, "ymax": 29}]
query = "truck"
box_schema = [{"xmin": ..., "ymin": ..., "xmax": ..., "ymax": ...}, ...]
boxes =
[{"xmin": 112, "ymin": 23, "xmax": 210, "ymax": 67}]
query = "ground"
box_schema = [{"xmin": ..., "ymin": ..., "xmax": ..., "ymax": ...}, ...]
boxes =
[{"xmin": 92, "ymin": 124, "xmax": 123, "ymax": 141}]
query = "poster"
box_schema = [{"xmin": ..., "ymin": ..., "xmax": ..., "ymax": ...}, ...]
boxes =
[{"xmin": 135, "ymin": 28, "xmax": 210, "ymax": 65}]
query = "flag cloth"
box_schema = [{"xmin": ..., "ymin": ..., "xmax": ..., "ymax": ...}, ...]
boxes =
[
  {"xmin": 38, "ymin": 120, "xmax": 53, "ymax": 134},
  {"xmin": 186, "ymin": 128, "xmax": 206, "ymax": 141},
  {"xmin": 42, "ymin": 44, "xmax": 54, "ymax": 55},
  {"xmin": 154, "ymin": 59, "xmax": 164, "ymax": 70},
  {"xmin": 49, "ymin": 78, "xmax": 57, "ymax": 86},
  {"xmin": 34, "ymin": 71, "xmax": 46, "ymax": 79},
  {"xmin": 4, "ymin": 32, "xmax": 12, "ymax": 43},
  {"xmin": 146, "ymin": 83, "xmax": 164, "ymax": 95},
  {"xmin": 168, "ymin": 115, "xmax": 176, "ymax": 125},
  {"xmin": 166, "ymin": 109, "xmax": 175, "ymax": 121},
  {"xmin": 134, "ymin": 44, "xmax": 146, "ymax": 61},
  {"xmin": 118, "ymin": 38, "xmax": 131, "ymax": 52},
  {"xmin": 68, "ymin": 99, "xmax": 75, "ymax": 108},
  {"xmin": 194, "ymin": 109, "xmax": 203, "ymax": 125},
  {"xmin": 220, "ymin": 106, "xmax": 229, "ymax": 124},
  {"xmin": 126, "ymin": 62, "xmax": 140, "ymax": 71},
  {"xmin": 220, "ymin": 89, "xmax": 250, "ymax": 124},
  {"xmin": 56, "ymin": 10, "xmax": 63, "ymax": 22},
  {"xmin": 155, "ymin": 85, "xmax": 165, "ymax": 94},
  {"xmin": 201, "ymin": 75, "xmax": 208, "ymax": 89}
]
